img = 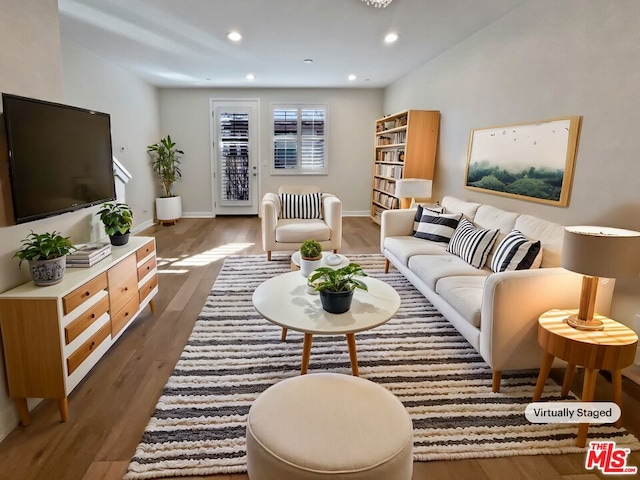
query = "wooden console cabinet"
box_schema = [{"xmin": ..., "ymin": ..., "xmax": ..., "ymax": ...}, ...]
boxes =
[{"xmin": 0, "ymin": 236, "xmax": 158, "ymax": 425}]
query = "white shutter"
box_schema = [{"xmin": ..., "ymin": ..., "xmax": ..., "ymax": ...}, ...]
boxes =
[{"xmin": 272, "ymin": 105, "xmax": 326, "ymax": 174}]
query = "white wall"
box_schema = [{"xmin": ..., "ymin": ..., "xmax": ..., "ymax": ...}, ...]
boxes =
[
  {"xmin": 62, "ymin": 38, "xmax": 160, "ymax": 233},
  {"xmin": 158, "ymin": 88, "xmax": 383, "ymax": 216},
  {"xmin": 384, "ymin": 0, "xmax": 640, "ymax": 326}
]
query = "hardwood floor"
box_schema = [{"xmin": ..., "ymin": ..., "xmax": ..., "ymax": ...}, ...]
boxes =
[{"xmin": 0, "ymin": 216, "xmax": 638, "ymax": 480}]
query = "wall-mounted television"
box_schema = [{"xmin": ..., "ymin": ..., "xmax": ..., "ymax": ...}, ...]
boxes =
[{"xmin": 2, "ymin": 93, "xmax": 116, "ymax": 224}]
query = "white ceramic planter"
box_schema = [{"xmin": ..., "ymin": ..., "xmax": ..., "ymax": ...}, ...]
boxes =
[
  {"xmin": 156, "ymin": 196, "xmax": 182, "ymax": 223},
  {"xmin": 300, "ymin": 257, "xmax": 322, "ymax": 278},
  {"xmin": 28, "ymin": 257, "xmax": 66, "ymax": 286}
]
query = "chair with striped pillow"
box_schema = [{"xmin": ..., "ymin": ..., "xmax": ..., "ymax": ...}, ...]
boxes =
[{"xmin": 261, "ymin": 185, "xmax": 342, "ymax": 260}]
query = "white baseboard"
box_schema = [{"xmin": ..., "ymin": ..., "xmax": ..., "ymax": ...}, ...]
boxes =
[
  {"xmin": 178, "ymin": 211, "xmax": 371, "ymax": 218},
  {"xmin": 0, "ymin": 397, "xmax": 42, "ymax": 443},
  {"xmin": 132, "ymin": 219, "xmax": 155, "ymax": 233},
  {"xmin": 343, "ymin": 211, "xmax": 371, "ymax": 217},
  {"xmin": 182, "ymin": 212, "xmax": 214, "ymax": 218}
]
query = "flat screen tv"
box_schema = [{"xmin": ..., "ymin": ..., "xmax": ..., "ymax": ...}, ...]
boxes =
[{"xmin": 2, "ymin": 93, "xmax": 116, "ymax": 224}]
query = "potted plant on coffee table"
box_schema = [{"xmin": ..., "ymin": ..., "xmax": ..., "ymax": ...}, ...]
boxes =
[
  {"xmin": 14, "ymin": 231, "xmax": 75, "ymax": 286},
  {"xmin": 299, "ymin": 239, "xmax": 323, "ymax": 278},
  {"xmin": 96, "ymin": 202, "xmax": 133, "ymax": 246},
  {"xmin": 309, "ymin": 263, "xmax": 368, "ymax": 314},
  {"xmin": 147, "ymin": 134, "xmax": 184, "ymax": 225}
]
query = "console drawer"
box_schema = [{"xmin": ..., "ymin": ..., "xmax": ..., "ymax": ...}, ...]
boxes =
[
  {"xmin": 111, "ymin": 295, "xmax": 140, "ymax": 337},
  {"xmin": 64, "ymin": 295, "xmax": 109, "ymax": 345},
  {"xmin": 137, "ymin": 256, "xmax": 156, "ymax": 281},
  {"xmin": 139, "ymin": 274, "xmax": 158, "ymax": 304},
  {"xmin": 66, "ymin": 322, "xmax": 111, "ymax": 375},
  {"xmin": 62, "ymin": 273, "xmax": 108, "ymax": 315},
  {"xmin": 107, "ymin": 255, "xmax": 137, "ymax": 314},
  {"xmin": 136, "ymin": 239, "xmax": 155, "ymax": 263}
]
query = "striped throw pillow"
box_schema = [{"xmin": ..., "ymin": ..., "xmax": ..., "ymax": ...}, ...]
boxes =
[
  {"xmin": 413, "ymin": 205, "xmax": 462, "ymax": 243},
  {"xmin": 447, "ymin": 219, "xmax": 500, "ymax": 269},
  {"xmin": 280, "ymin": 192, "xmax": 322, "ymax": 219},
  {"xmin": 491, "ymin": 230, "xmax": 542, "ymax": 272}
]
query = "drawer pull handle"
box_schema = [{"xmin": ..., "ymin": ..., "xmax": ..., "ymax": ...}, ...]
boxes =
[
  {"xmin": 124, "ymin": 287, "xmax": 128, "ymax": 292},
  {"xmin": 146, "ymin": 266, "xmax": 150, "ymax": 270},
  {"xmin": 84, "ymin": 291, "xmax": 90, "ymax": 297},
  {"xmin": 89, "ymin": 341, "xmax": 96, "ymax": 351},
  {"xmin": 90, "ymin": 313, "xmax": 95, "ymax": 319},
  {"xmin": 125, "ymin": 311, "xmax": 129, "ymax": 317}
]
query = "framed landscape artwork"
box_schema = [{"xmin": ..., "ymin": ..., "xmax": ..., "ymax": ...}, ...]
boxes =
[{"xmin": 464, "ymin": 116, "xmax": 582, "ymax": 206}]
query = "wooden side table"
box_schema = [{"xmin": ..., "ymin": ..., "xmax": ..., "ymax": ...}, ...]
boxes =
[{"xmin": 532, "ymin": 309, "xmax": 638, "ymax": 447}]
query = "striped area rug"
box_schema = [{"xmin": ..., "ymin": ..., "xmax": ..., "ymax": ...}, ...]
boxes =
[{"xmin": 125, "ymin": 254, "xmax": 640, "ymax": 479}]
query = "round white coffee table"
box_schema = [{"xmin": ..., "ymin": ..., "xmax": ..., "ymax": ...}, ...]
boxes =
[{"xmin": 252, "ymin": 271, "xmax": 401, "ymax": 376}]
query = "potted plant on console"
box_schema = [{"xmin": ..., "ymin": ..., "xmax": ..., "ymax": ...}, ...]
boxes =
[
  {"xmin": 14, "ymin": 231, "xmax": 75, "ymax": 286},
  {"xmin": 147, "ymin": 134, "xmax": 184, "ymax": 225},
  {"xmin": 97, "ymin": 202, "xmax": 133, "ymax": 246},
  {"xmin": 309, "ymin": 263, "xmax": 368, "ymax": 314},
  {"xmin": 299, "ymin": 239, "xmax": 323, "ymax": 278}
]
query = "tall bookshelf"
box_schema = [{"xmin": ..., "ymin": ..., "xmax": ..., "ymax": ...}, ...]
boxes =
[{"xmin": 370, "ymin": 109, "xmax": 440, "ymax": 224}]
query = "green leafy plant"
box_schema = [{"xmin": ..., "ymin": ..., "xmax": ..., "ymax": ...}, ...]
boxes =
[
  {"xmin": 14, "ymin": 231, "xmax": 75, "ymax": 266},
  {"xmin": 147, "ymin": 135, "xmax": 184, "ymax": 197},
  {"xmin": 96, "ymin": 202, "xmax": 133, "ymax": 236},
  {"xmin": 309, "ymin": 263, "xmax": 368, "ymax": 293},
  {"xmin": 300, "ymin": 239, "xmax": 322, "ymax": 259}
]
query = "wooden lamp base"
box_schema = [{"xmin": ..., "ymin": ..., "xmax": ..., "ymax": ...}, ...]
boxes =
[{"xmin": 567, "ymin": 275, "xmax": 604, "ymax": 331}]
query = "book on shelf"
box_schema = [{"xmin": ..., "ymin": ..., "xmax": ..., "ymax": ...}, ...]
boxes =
[
  {"xmin": 66, "ymin": 247, "xmax": 111, "ymax": 268},
  {"xmin": 69, "ymin": 242, "xmax": 111, "ymax": 259}
]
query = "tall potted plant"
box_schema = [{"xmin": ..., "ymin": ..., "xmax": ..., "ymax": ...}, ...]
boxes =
[
  {"xmin": 14, "ymin": 231, "xmax": 76, "ymax": 286},
  {"xmin": 147, "ymin": 135, "xmax": 184, "ymax": 225},
  {"xmin": 96, "ymin": 202, "xmax": 133, "ymax": 246},
  {"xmin": 309, "ymin": 263, "xmax": 368, "ymax": 314}
]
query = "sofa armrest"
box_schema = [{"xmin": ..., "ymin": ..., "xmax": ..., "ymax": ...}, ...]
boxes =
[
  {"xmin": 261, "ymin": 193, "xmax": 280, "ymax": 250},
  {"xmin": 323, "ymin": 195, "xmax": 342, "ymax": 242},
  {"xmin": 380, "ymin": 208, "xmax": 416, "ymax": 253},
  {"xmin": 479, "ymin": 267, "xmax": 615, "ymax": 371}
]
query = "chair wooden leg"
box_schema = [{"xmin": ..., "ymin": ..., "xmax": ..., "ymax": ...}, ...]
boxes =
[
  {"xmin": 333, "ymin": 249, "xmax": 337, "ymax": 253},
  {"xmin": 492, "ymin": 370, "xmax": 502, "ymax": 393},
  {"xmin": 267, "ymin": 251, "xmax": 272, "ymax": 261},
  {"xmin": 384, "ymin": 258, "xmax": 390, "ymax": 274}
]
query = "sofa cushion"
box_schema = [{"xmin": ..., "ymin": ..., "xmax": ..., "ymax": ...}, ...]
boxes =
[
  {"xmin": 491, "ymin": 230, "xmax": 542, "ymax": 272},
  {"xmin": 413, "ymin": 206, "xmax": 462, "ymax": 243},
  {"xmin": 435, "ymin": 276, "xmax": 486, "ymax": 328},
  {"xmin": 280, "ymin": 192, "xmax": 323, "ymax": 219},
  {"xmin": 514, "ymin": 214, "xmax": 565, "ymax": 268},
  {"xmin": 275, "ymin": 219, "xmax": 330, "ymax": 242},
  {"xmin": 408, "ymin": 254, "xmax": 489, "ymax": 290},
  {"xmin": 441, "ymin": 196, "xmax": 481, "ymax": 220},
  {"xmin": 384, "ymin": 236, "xmax": 447, "ymax": 267},
  {"xmin": 447, "ymin": 219, "xmax": 500, "ymax": 269}
]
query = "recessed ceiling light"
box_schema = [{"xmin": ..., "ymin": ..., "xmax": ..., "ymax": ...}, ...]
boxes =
[
  {"xmin": 303, "ymin": 58, "xmax": 314, "ymax": 64},
  {"xmin": 384, "ymin": 33, "xmax": 399, "ymax": 43},
  {"xmin": 227, "ymin": 31, "xmax": 242, "ymax": 42},
  {"xmin": 246, "ymin": 73, "xmax": 255, "ymax": 81},
  {"xmin": 348, "ymin": 74, "xmax": 357, "ymax": 81}
]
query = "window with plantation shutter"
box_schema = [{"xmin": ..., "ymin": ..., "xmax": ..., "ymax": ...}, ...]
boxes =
[{"xmin": 272, "ymin": 105, "xmax": 327, "ymax": 174}]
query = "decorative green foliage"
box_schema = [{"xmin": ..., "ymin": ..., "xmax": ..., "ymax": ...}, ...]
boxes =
[
  {"xmin": 309, "ymin": 263, "xmax": 368, "ymax": 293},
  {"xmin": 300, "ymin": 239, "xmax": 322, "ymax": 259},
  {"xmin": 14, "ymin": 231, "xmax": 75, "ymax": 265},
  {"xmin": 147, "ymin": 135, "xmax": 184, "ymax": 198},
  {"xmin": 96, "ymin": 202, "xmax": 133, "ymax": 236}
]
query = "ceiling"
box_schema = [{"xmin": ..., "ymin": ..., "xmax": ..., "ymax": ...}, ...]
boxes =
[{"xmin": 58, "ymin": 0, "xmax": 526, "ymax": 89}]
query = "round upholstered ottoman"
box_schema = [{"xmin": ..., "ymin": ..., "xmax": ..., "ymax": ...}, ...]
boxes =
[{"xmin": 246, "ymin": 373, "xmax": 413, "ymax": 480}]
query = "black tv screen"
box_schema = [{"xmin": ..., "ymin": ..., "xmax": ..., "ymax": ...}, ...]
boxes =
[{"xmin": 2, "ymin": 93, "xmax": 116, "ymax": 224}]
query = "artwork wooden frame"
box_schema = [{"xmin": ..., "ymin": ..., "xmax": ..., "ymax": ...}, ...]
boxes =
[{"xmin": 464, "ymin": 116, "xmax": 582, "ymax": 207}]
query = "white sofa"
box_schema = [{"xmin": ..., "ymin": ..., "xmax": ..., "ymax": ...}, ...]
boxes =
[{"xmin": 381, "ymin": 196, "xmax": 615, "ymax": 392}]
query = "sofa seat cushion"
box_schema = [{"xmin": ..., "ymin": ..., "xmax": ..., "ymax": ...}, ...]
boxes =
[
  {"xmin": 384, "ymin": 236, "xmax": 447, "ymax": 267},
  {"xmin": 276, "ymin": 219, "xmax": 331, "ymax": 243},
  {"xmin": 435, "ymin": 276, "xmax": 486, "ymax": 328},
  {"xmin": 408, "ymin": 254, "xmax": 490, "ymax": 290}
]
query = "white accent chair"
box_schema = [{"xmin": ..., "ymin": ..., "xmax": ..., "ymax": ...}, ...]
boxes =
[{"xmin": 261, "ymin": 185, "xmax": 342, "ymax": 261}]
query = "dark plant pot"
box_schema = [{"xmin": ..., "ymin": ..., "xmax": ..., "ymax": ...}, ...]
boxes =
[
  {"xmin": 110, "ymin": 231, "xmax": 130, "ymax": 246},
  {"xmin": 28, "ymin": 257, "xmax": 66, "ymax": 286},
  {"xmin": 319, "ymin": 289, "xmax": 354, "ymax": 314}
]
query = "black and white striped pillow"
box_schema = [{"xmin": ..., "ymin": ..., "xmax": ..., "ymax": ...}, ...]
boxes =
[
  {"xmin": 280, "ymin": 192, "xmax": 322, "ymax": 219},
  {"xmin": 413, "ymin": 205, "xmax": 462, "ymax": 243},
  {"xmin": 447, "ymin": 219, "xmax": 500, "ymax": 269},
  {"xmin": 491, "ymin": 230, "xmax": 542, "ymax": 272}
]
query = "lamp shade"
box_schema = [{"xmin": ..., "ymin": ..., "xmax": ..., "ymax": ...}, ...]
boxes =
[
  {"xmin": 395, "ymin": 178, "xmax": 432, "ymax": 200},
  {"xmin": 561, "ymin": 226, "xmax": 640, "ymax": 278}
]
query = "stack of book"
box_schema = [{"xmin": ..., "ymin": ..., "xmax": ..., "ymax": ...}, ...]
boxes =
[{"xmin": 66, "ymin": 243, "xmax": 112, "ymax": 268}]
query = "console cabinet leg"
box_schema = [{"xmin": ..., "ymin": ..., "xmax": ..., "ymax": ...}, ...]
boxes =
[
  {"xmin": 15, "ymin": 398, "xmax": 31, "ymax": 426},
  {"xmin": 58, "ymin": 398, "xmax": 68, "ymax": 422},
  {"xmin": 149, "ymin": 299, "xmax": 157, "ymax": 315}
]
